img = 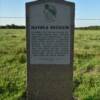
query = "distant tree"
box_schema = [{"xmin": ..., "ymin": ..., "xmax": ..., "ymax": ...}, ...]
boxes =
[{"xmin": 0, "ymin": 24, "xmax": 25, "ymax": 29}]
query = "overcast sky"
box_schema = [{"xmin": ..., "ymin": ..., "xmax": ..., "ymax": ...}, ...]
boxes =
[{"xmin": 0, "ymin": 0, "xmax": 100, "ymax": 26}]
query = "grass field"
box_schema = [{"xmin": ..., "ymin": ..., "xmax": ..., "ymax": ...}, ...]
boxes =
[{"xmin": 0, "ymin": 29, "xmax": 100, "ymax": 100}]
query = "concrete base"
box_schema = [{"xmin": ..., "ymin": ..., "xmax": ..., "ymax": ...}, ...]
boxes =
[{"xmin": 27, "ymin": 65, "xmax": 73, "ymax": 100}]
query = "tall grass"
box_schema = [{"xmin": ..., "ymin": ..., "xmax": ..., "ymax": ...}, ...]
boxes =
[
  {"xmin": 0, "ymin": 29, "xmax": 26, "ymax": 100},
  {"xmin": 74, "ymin": 30, "xmax": 100, "ymax": 99},
  {"xmin": 0, "ymin": 29, "xmax": 100, "ymax": 99}
]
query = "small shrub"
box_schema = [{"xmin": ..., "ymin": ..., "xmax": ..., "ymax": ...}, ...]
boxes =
[
  {"xmin": 18, "ymin": 54, "xmax": 26, "ymax": 64},
  {"xmin": 7, "ymin": 81, "xmax": 18, "ymax": 93},
  {"xmin": 16, "ymin": 47, "xmax": 26, "ymax": 54},
  {"xmin": 0, "ymin": 86, "xmax": 5, "ymax": 94}
]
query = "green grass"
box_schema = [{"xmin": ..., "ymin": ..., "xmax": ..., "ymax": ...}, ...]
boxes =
[
  {"xmin": 0, "ymin": 29, "xmax": 100, "ymax": 100},
  {"xmin": 74, "ymin": 30, "xmax": 100, "ymax": 100},
  {"xmin": 0, "ymin": 29, "xmax": 26, "ymax": 100}
]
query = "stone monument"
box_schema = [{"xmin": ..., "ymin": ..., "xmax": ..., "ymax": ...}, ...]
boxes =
[{"xmin": 26, "ymin": 0, "xmax": 75, "ymax": 99}]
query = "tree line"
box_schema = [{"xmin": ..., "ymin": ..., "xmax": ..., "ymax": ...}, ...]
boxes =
[
  {"xmin": 0, "ymin": 24, "xmax": 100, "ymax": 30},
  {"xmin": 76, "ymin": 26, "xmax": 100, "ymax": 30},
  {"xmin": 0, "ymin": 24, "xmax": 25, "ymax": 29}
]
